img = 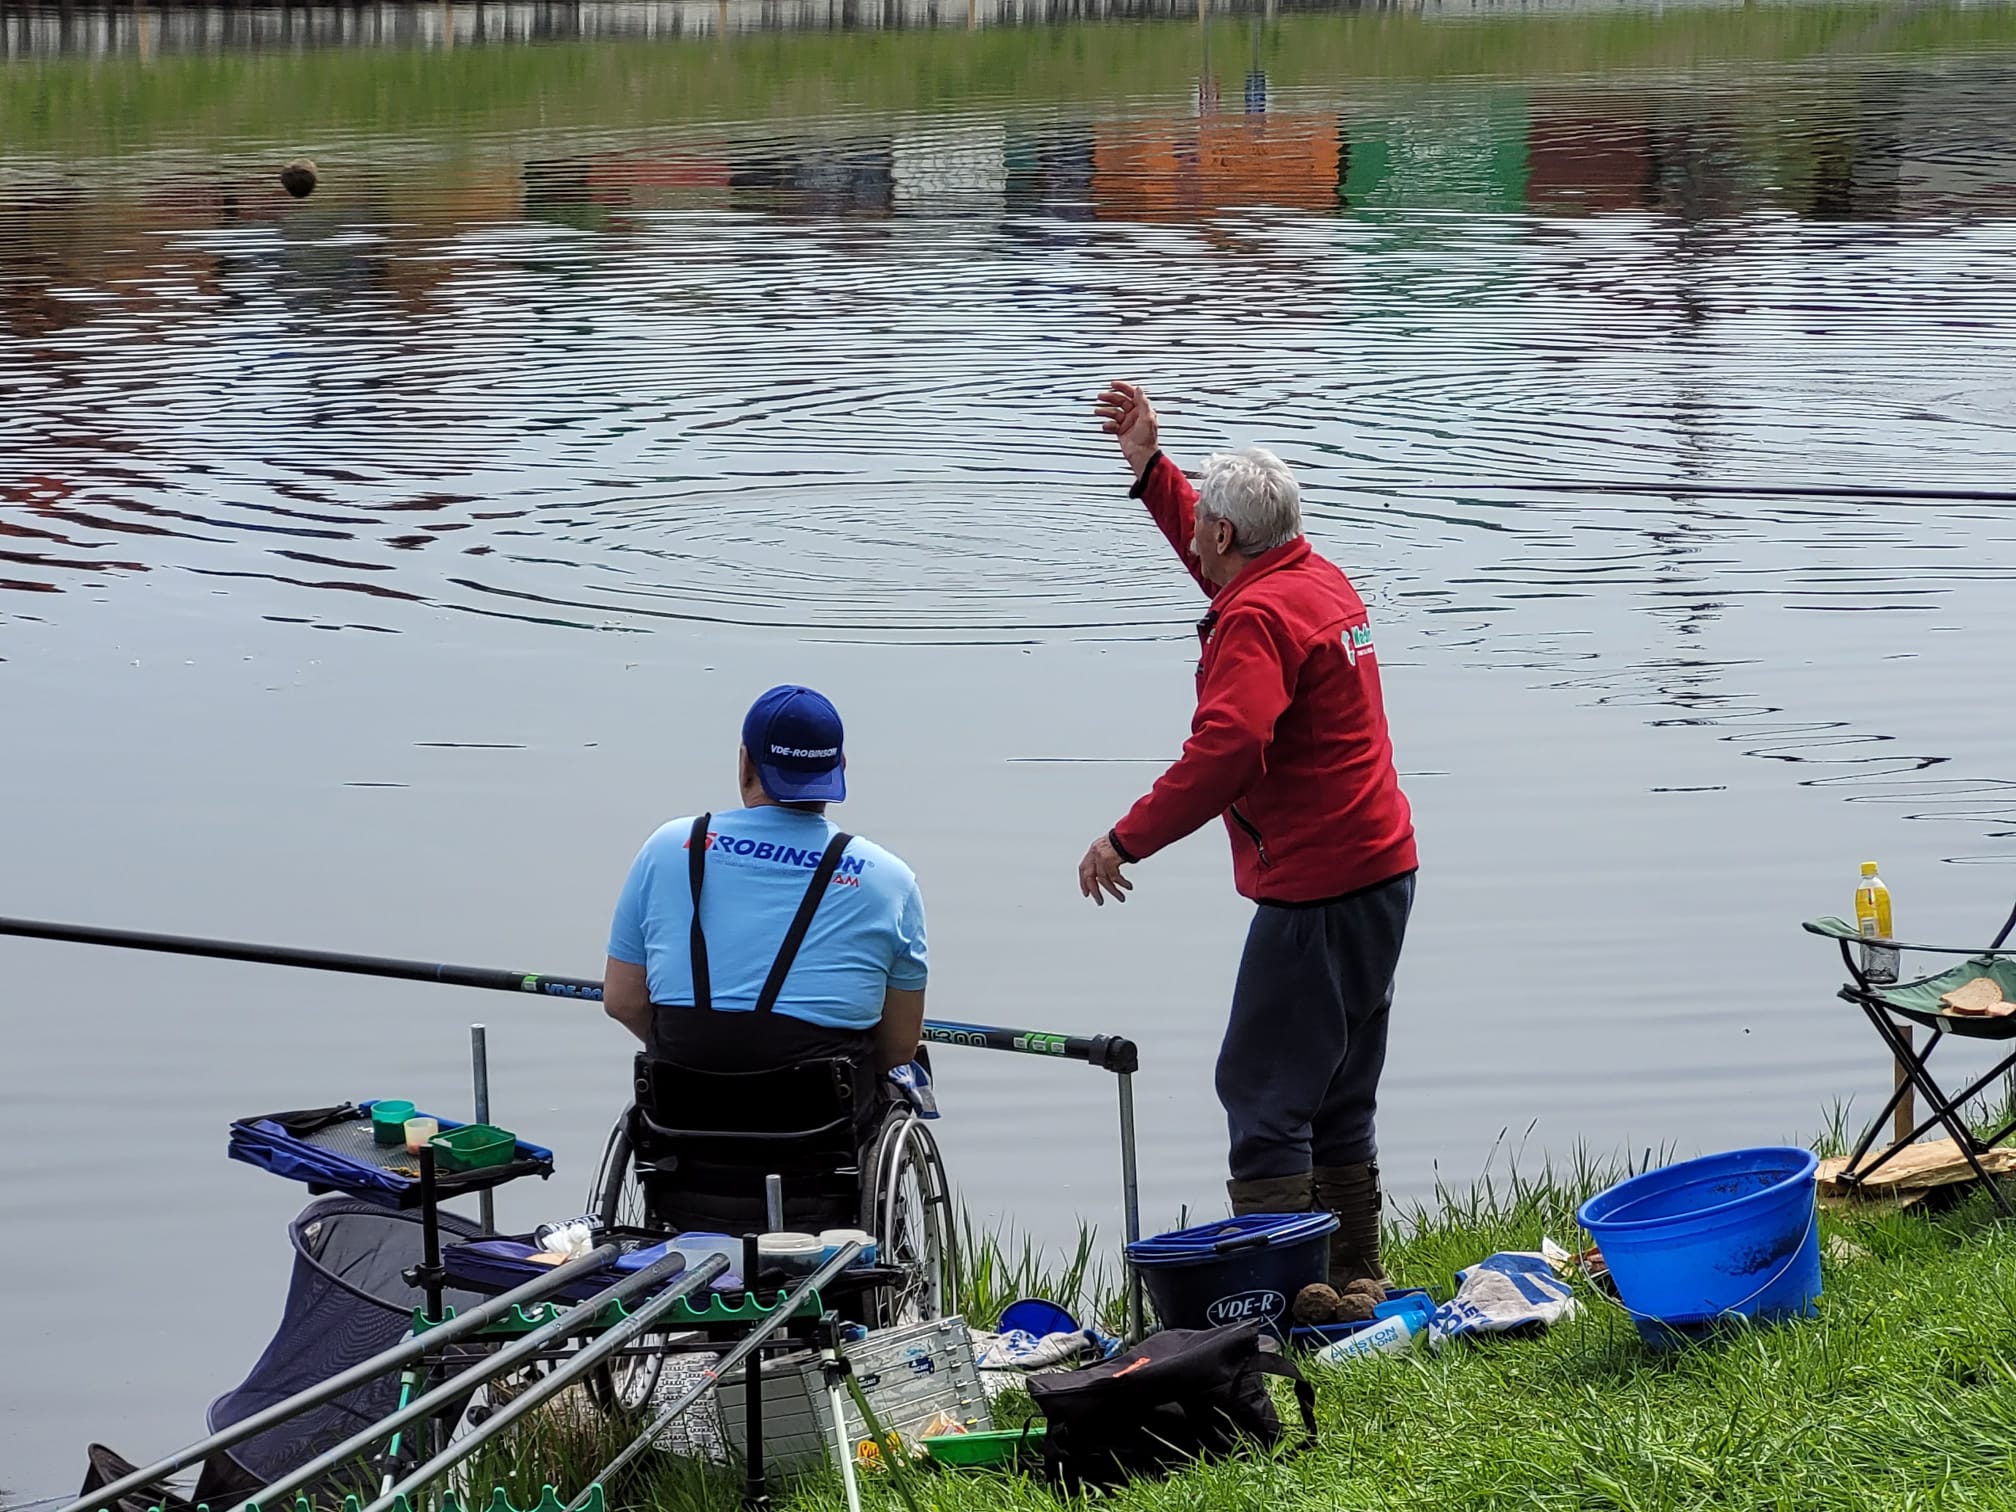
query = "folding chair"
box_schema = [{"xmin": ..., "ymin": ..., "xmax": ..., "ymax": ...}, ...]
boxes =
[{"xmin": 1803, "ymin": 900, "xmax": 2016, "ymax": 1217}]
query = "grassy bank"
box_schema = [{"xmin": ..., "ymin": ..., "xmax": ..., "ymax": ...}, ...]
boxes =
[
  {"xmin": 9, "ymin": 1, "xmax": 2016, "ymax": 156},
  {"xmin": 459, "ymin": 1145, "xmax": 2016, "ymax": 1512}
]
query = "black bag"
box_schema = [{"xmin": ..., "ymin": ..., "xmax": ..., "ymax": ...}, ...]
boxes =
[
  {"xmin": 79, "ymin": 1442, "xmax": 262, "ymax": 1512},
  {"xmin": 1027, "ymin": 1323, "xmax": 1317, "ymax": 1490}
]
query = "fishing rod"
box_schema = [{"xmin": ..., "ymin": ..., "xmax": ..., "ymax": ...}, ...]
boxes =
[
  {"xmin": 0, "ymin": 915, "xmax": 1138, "ymax": 1072},
  {"xmin": 0, "ymin": 913, "xmax": 1148, "ymax": 1336},
  {"xmin": 565, "ymin": 1242, "xmax": 867, "ymax": 1508},
  {"xmin": 1386, "ymin": 480, "xmax": 2016, "ymax": 503},
  {"xmin": 359, "ymin": 1248, "xmax": 753, "ymax": 1512},
  {"xmin": 60, "ymin": 1241, "xmax": 627, "ymax": 1512},
  {"xmin": 227, "ymin": 1250, "xmax": 729, "ymax": 1512}
]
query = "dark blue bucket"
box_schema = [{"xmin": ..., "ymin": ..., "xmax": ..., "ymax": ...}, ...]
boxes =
[
  {"xmin": 1125, "ymin": 1213, "xmax": 1337, "ymax": 1338},
  {"xmin": 1577, "ymin": 1146, "xmax": 1821, "ymax": 1349}
]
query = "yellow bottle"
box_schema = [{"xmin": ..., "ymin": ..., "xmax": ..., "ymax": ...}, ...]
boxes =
[{"xmin": 1855, "ymin": 861, "xmax": 1898, "ymax": 984}]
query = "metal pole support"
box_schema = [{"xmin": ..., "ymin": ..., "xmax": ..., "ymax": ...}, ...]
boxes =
[
  {"xmin": 820, "ymin": 1318, "xmax": 865, "ymax": 1512},
  {"xmin": 743, "ymin": 1232, "xmax": 767, "ymax": 1511},
  {"xmin": 471, "ymin": 1024, "xmax": 494, "ymax": 1233},
  {"xmin": 1118, "ymin": 1070, "xmax": 1144, "ymax": 1341}
]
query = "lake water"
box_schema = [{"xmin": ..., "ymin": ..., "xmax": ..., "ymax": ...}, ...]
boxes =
[{"xmin": 6, "ymin": 0, "xmax": 2016, "ymax": 1494}]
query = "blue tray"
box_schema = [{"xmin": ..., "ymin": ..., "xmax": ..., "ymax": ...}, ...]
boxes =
[
  {"xmin": 228, "ymin": 1099, "xmax": 554, "ymax": 1205},
  {"xmin": 1288, "ymin": 1287, "xmax": 1436, "ymax": 1347}
]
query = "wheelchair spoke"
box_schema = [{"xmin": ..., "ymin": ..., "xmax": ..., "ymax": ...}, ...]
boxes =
[
  {"xmin": 582, "ymin": 1107, "xmax": 669, "ymax": 1414},
  {"xmin": 865, "ymin": 1112, "xmax": 952, "ymax": 1327},
  {"xmin": 591, "ymin": 1105, "xmax": 647, "ymax": 1231}
]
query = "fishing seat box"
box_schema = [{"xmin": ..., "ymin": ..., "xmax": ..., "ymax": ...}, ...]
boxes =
[{"xmin": 716, "ymin": 1316, "xmax": 990, "ymax": 1471}]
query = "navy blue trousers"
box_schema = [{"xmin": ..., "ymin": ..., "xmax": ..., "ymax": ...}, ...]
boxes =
[{"xmin": 1214, "ymin": 871, "xmax": 1416, "ymax": 1182}]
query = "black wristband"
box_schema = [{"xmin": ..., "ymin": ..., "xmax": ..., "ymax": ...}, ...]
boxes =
[
  {"xmin": 1128, "ymin": 451, "xmax": 1166, "ymax": 499},
  {"xmin": 1107, "ymin": 828, "xmax": 1138, "ymax": 864}
]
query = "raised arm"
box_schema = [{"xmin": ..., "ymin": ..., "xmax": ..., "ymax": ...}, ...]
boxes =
[
  {"xmin": 1094, "ymin": 380, "xmax": 1163, "ymax": 481},
  {"xmin": 1095, "ymin": 380, "xmax": 1212, "ymax": 596}
]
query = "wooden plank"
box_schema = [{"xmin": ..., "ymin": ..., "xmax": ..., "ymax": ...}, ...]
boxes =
[{"xmin": 1818, "ymin": 1137, "xmax": 2016, "ymax": 1195}]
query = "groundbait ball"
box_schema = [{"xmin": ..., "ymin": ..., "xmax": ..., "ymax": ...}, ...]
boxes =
[
  {"xmin": 1294, "ymin": 1283, "xmax": 1377, "ymax": 1326},
  {"xmin": 279, "ymin": 158, "xmax": 319, "ymax": 198},
  {"xmin": 1332, "ymin": 1288, "xmax": 1378, "ymax": 1323},
  {"xmin": 1292, "ymin": 1284, "xmax": 1343, "ymax": 1325}
]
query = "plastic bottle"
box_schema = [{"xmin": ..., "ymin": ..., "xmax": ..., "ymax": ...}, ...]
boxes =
[
  {"xmin": 1855, "ymin": 861, "xmax": 1899, "ymax": 985},
  {"xmin": 1310, "ymin": 1308, "xmax": 1425, "ymax": 1365},
  {"xmin": 534, "ymin": 1215, "xmax": 605, "ymax": 1257}
]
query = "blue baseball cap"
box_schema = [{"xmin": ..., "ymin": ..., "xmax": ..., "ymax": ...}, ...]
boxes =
[{"xmin": 742, "ymin": 685, "xmax": 847, "ymax": 803}]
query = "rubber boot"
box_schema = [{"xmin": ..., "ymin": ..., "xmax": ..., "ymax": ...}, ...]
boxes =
[
  {"xmin": 1226, "ymin": 1171, "xmax": 1316, "ymax": 1218},
  {"xmin": 1314, "ymin": 1162, "xmax": 1388, "ymax": 1290}
]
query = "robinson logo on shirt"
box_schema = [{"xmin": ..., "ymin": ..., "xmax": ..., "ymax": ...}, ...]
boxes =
[{"xmin": 684, "ymin": 831, "xmax": 870, "ymax": 884}]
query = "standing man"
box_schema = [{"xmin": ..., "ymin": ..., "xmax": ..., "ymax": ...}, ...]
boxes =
[{"xmin": 1077, "ymin": 382, "xmax": 1417, "ymax": 1289}]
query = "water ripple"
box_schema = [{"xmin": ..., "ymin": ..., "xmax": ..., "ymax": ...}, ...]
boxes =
[{"xmin": 3, "ymin": 49, "xmax": 2016, "ymax": 842}]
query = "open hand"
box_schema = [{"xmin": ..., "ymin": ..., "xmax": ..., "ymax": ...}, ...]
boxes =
[
  {"xmin": 1093, "ymin": 381, "xmax": 1161, "ymax": 479},
  {"xmin": 1078, "ymin": 834, "xmax": 1134, "ymax": 906}
]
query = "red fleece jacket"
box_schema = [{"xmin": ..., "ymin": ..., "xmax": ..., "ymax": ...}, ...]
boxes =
[{"xmin": 1109, "ymin": 452, "xmax": 1417, "ymax": 903}]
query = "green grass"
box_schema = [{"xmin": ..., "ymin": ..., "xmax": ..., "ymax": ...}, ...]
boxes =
[
  {"xmin": 11, "ymin": 1, "xmax": 2016, "ymax": 158},
  {"xmin": 956, "ymin": 1214, "xmax": 1128, "ymax": 1339},
  {"xmin": 435, "ymin": 1118, "xmax": 2016, "ymax": 1512}
]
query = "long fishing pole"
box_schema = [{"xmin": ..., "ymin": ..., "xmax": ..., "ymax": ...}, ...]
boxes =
[
  {"xmin": 0, "ymin": 915, "xmax": 1138, "ymax": 1071},
  {"xmin": 1387, "ymin": 479, "xmax": 2016, "ymax": 503},
  {"xmin": 228, "ymin": 1251, "xmax": 727, "ymax": 1512},
  {"xmin": 1, "ymin": 911, "xmax": 1148, "ymax": 1340},
  {"xmin": 61, "ymin": 1243, "xmax": 626, "ymax": 1512},
  {"xmin": 565, "ymin": 1242, "xmax": 865, "ymax": 1505},
  {"xmin": 361, "ymin": 1249, "xmax": 751, "ymax": 1512}
]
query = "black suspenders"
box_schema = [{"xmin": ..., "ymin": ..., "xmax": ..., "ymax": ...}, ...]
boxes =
[
  {"xmin": 686, "ymin": 814, "xmax": 714, "ymax": 1012},
  {"xmin": 685, "ymin": 812, "xmax": 854, "ymax": 1015}
]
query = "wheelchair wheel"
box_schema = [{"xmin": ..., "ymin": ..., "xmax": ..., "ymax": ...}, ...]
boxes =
[
  {"xmin": 585, "ymin": 1107, "xmax": 666, "ymax": 1415},
  {"xmin": 592, "ymin": 1105, "xmax": 648, "ymax": 1231},
  {"xmin": 861, "ymin": 1108, "xmax": 958, "ymax": 1327}
]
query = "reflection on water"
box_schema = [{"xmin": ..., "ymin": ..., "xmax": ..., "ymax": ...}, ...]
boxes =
[
  {"xmin": 7, "ymin": 55, "xmax": 2016, "ymax": 639},
  {"xmin": 5, "ymin": 2, "xmax": 2016, "ymax": 1495},
  {"xmin": 4, "ymin": 13, "xmax": 2015, "ymax": 919}
]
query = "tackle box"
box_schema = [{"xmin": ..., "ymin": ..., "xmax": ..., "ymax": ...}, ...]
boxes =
[{"xmin": 717, "ymin": 1316, "xmax": 991, "ymax": 1472}]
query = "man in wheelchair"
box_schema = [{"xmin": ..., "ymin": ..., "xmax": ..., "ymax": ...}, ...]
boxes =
[{"xmin": 600, "ymin": 684, "xmax": 936, "ymax": 1244}]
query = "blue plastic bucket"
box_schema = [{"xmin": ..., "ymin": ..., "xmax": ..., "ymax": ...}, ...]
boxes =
[
  {"xmin": 999, "ymin": 1297, "xmax": 1080, "ymax": 1339},
  {"xmin": 1577, "ymin": 1146, "xmax": 1821, "ymax": 1348},
  {"xmin": 1126, "ymin": 1213, "xmax": 1337, "ymax": 1338}
]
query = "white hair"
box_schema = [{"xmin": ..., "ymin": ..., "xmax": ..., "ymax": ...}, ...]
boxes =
[{"xmin": 1196, "ymin": 447, "xmax": 1303, "ymax": 554}]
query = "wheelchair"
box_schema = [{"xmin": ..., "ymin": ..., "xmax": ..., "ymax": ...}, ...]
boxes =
[{"xmin": 582, "ymin": 1052, "xmax": 958, "ymax": 1413}]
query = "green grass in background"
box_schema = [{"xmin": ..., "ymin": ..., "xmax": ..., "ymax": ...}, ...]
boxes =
[{"xmin": 7, "ymin": 1, "xmax": 2016, "ymax": 156}]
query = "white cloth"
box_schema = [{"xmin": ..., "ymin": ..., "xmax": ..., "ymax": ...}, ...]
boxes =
[
  {"xmin": 1430, "ymin": 1251, "xmax": 1581, "ymax": 1346},
  {"xmin": 968, "ymin": 1327, "xmax": 1116, "ymax": 1396}
]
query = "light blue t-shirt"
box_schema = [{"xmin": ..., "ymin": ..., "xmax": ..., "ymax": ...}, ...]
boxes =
[{"xmin": 607, "ymin": 806, "xmax": 927, "ymax": 1031}]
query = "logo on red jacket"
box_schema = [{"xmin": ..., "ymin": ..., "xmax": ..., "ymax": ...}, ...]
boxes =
[{"xmin": 1343, "ymin": 622, "xmax": 1375, "ymax": 667}]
